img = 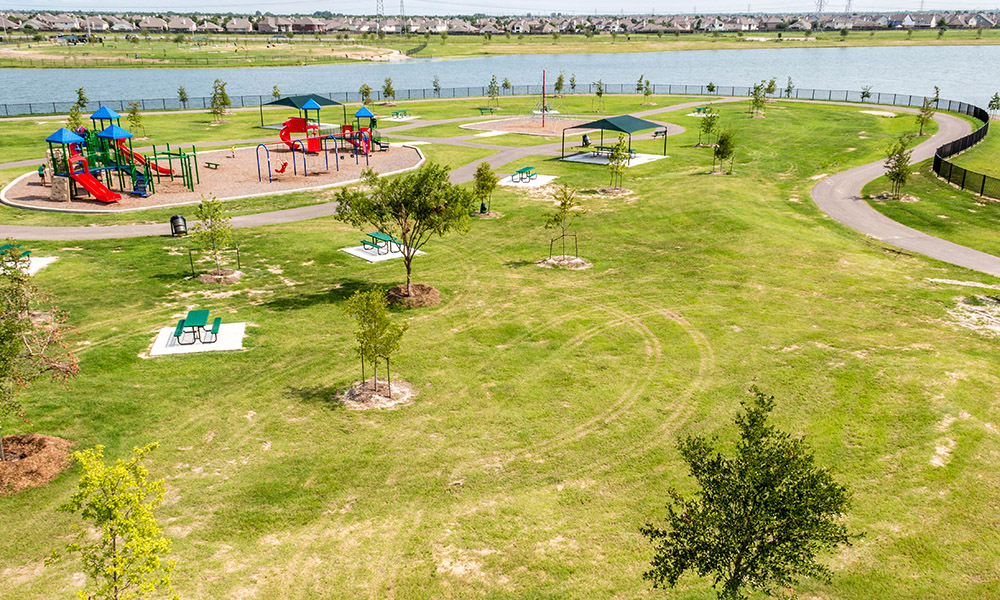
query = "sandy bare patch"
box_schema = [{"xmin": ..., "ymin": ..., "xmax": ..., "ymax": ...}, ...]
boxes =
[
  {"xmin": 860, "ymin": 110, "xmax": 896, "ymax": 118},
  {"xmin": 196, "ymin": 269, "xmax": 244, "ymax": 285},
  {"xmin": 927, "ymin": 278, "xmax": 1000, "ymax": 291},
  {"xmin": 946, "ymin": 295, "xmax": 1000, "ymax": 337},
  {"xmin": 537, "ymin": 255, "xmax": 593, "ymax": 270},
  {"xmin": 871, "ymin": 192, "xmax": 919, "ymax": 203},
  {"xmin": 387, "ymin": 283, "xmax": 440, "ymax": 308},
  {"xmin": 0, "ymin": 434, "xmax": 72, "ymax": 495},
  {"xmin": 930, "ymin": 437, "xmax": 956, "ymax": 467},
  {"xmin": 434, "ymin": 545, "xmax": 495, "ymax": 581},
  {"xmin": 340, "ymin": 379, "xmax": 416, "ymax": 410},
  {"xmin": 461, "ymin": 116, "xmax": 593, "ymax": 137},
  {"xmin": 809, "ymin": 173, "xmax": 829, "ymax": 181}
]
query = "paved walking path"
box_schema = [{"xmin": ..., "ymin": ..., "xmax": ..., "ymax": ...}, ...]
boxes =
[{"xmin": 810, "ymin": 111, "xmax": 1000, "ymax": 277}]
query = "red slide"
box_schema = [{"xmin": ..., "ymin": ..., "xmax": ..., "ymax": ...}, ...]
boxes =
[
  {"xmin": 68, "ymin": 155, "xmax": 120, "ymax": 203},
  {"xmin": 278, "ymin": 124, "xmax": 295, "ymax": 151},
  {"xmin": 280, "ymin": 118, "xmax": 321, "ymax": 153},
  {"xmin": 117, "ymin": 140, "xmax": 172, "ymax": 175}
]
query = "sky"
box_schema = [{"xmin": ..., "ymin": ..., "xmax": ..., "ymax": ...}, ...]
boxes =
[{"xmin": 0, "ymin": 0, "xmax": 996, "ymax": 15}]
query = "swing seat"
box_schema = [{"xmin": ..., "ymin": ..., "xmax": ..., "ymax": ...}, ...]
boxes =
[{"xmin": 275, "ymin": 161, "xmax": 288, "ymax": 174}]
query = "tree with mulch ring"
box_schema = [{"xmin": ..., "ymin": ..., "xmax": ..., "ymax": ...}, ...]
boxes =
[
  {"xmin": 191, "ymin": 196, "xmax": 243, "ymax": 285},
  {"xmin": 0, "ymin": 434, "xmax": 73, "ymax": 494},
  {"xmin": 0, "ymin": 242, "xmax": 79, "ymax": 466},
  {"xmin": 343, "ymin": 287, "xmax": 408, "ymax": 403},
  {"xmin": 540, "ymin": 184, "xmax": 590, "ymax": 270},
  {"xmin": 473, "ymin": 162, "xmax": 500, "ymax": 216},
  {"xmin": 336, "ymin": 163, "xmax": 475, "ymax": 307}
]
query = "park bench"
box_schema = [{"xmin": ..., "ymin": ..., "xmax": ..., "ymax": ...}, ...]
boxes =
[
  {"xmin": 652, "ymin": 129, "xmax": 668, "ymax": 138},
  {"xmin": 477, "ymin": 107, "xmax": 497, "ymax": 115},
  {"xmin": 173, "ymin": 319, "xmax": 192, "ymax": 345},
  {"xmin": 512, "ymin": 166, "xmax": 537, "ymax": 182},
  {"xmin": 360, "ymin": 239, "xmax": 383, "ymax": 253},
  {"xmin": 592, "ymin": 146, "xmax": 637, "ymax": 159},
  {"xmin": 204, "ymin": 161, "xmax": 220, "ymax": 169}
]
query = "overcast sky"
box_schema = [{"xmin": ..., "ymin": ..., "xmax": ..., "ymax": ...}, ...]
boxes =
[{"xmin": 1, "ymin": 0, "xmax": 995, "ymax": 15}]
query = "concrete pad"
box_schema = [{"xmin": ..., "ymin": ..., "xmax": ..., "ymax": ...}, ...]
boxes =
[
  {"xmin": 859, "ymin": 110, "xmax": 896, "ymax": 118},
  {"xmin": 27, "ymin": 256, "xmax": 57, "ymax": 275},
  {"xmin": 341, "ymin": 245, "xmax": 426, "ymax": 263},
  {"xmin": 473, "ymin": 130, "xmax": 509, "ymax": 138},
  {"xmin": 685, "ymin": 112, "xmax": 714, "ymax": 117},
  {"xmin": 148, "ymin": 322, "xmax": 246, "ymax": 357},
  {"xmin": 394, "ymin": 141, "xmax": 430, "ymax": 146},
  {"xmin": 560, "ymin": 152, "xmax": 667, "ymax": 167},
  {"xmin": 499, "ymin": 174, "xmax": 559, "ymax": 188},
  {"xmin": 384, "ymin": 115, "xmax": 419, "ymax": 122}
]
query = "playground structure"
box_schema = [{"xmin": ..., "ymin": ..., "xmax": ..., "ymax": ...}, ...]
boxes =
[{"xmin": 44, "ymin": 107, "xmax": 199, "ymax": 204}]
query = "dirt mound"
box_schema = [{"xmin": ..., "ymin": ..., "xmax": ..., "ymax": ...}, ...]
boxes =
[
  {"xmin": 0, "ymin": 434, "xmax": 73, "ymax": 495},
  {"xmin": 387, "ymin": 283, "xmax": 441, "ymax": 308},
  {"xmin": 537, "ymin": 255, "xmax": 593, "ymax": 270},
  {"xmin": 196, "ymin": 269, "xmax": 244, "ymax": 285},
  {"xmin": 340, "ymin": 379, "xmax": 416, "ymax": 410}
]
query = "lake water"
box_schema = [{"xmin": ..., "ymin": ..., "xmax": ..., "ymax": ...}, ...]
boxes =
[{"xmin": 1, "ymin": 45, "xmax": 998, "ymax": 108}]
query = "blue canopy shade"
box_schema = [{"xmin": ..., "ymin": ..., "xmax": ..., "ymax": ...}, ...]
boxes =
[
  {"xmin": 90, "ymin": 106, "xmax": 121, "ymax": 121},
  {"xmin": 301, "ymin": 98, "xmax": 322, "ymax": 111},
  {"xmin": 45, "ymin": 128, "xmax": 84, "ymax": 145},
  {"xmin": 97, "ymin": 124, "xmax": 133, "ymax": 140},
  {"xmin": 354, "ymin": 106, "xmax": 375, "ymax": 119}
]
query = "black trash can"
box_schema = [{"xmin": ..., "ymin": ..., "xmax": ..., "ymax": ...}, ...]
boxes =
[
  {"xmin": 170, "ymin": 215, "xmax": 187, "ymax": 237},
  {"xmin": 582, "ymin": 133, "xmax": 591, "ymax": 147}
]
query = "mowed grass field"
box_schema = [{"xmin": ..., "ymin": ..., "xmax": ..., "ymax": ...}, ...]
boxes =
[
  {"xmin": 948, "ymin": 122, "xmax": 1000, "ymax": 178},
  {"xmin": 2, "ymin": 102, "xmax": 1000, "ymax": 599}
]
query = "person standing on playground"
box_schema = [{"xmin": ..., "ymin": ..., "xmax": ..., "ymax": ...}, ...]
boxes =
[{"xmin": 37, "ymin": 164, "xmax": 46, "ymax": 186}]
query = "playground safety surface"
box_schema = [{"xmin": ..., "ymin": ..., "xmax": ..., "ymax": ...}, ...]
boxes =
[{"xmin": 2, "ymin": 145, "xmax": 423, "ymax": 213}]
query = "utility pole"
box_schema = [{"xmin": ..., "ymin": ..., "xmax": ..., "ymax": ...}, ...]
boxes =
[{"xmin": 399, "ymin": 0, "xmax": 405, "ymax": 35}]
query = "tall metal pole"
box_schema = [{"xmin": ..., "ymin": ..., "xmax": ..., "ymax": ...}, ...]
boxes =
[{"xmin": 542, "ymin": 70, "xmax": 546, "ymax": 129}]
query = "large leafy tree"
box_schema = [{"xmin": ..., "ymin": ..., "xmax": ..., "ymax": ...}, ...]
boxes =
[
  {"xmin": 0, "ymin": 244, "xmax": 79, "ymax": 444},
  {"xmin": 344, "ymin": 287, "xmax": 407, "ymax": 393},
  {"xmin": 53, "ymin": 443, "xmax": 178, "ymax": 600},
  {"xmin": 336, "ymin": 163, "xmax": 475, "ymax": 297},
  {"xmin": 641, "ymin": 388, "xmax": 853, "ymax": 600}
]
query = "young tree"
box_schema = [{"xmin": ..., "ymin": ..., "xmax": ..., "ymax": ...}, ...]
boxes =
[
  {"xmin": 271, "ymin": 84, "xmax": 281, "ymax": 100},
  {"xmin": 608, "ymin": 133, "xmax": 630, "ymax": 189},
  {"xmin": 209, "ymin": 78, "xmax": 230, "ymax": 122},
  {"xmin": 713, "ymin": 129, "xmax": 736, "ymax": 173},
  {"xmin": 932, "ymin": 85, "xmax": 941, "ymax": 108},
  {"xmin": 0, "ymin": 245, "xmax": 79, "ymax": 446},
  {"xmin": 990, "ymin": 92, "xmax": 1000, "ymax": 119},
  {"xmin": 473, "ymin": 161, "xmax": 499, "ymax": 213},
  {"xmin": 641, "ymin": 388, "xmax": 852, "ymax": 600},
  {"xmin": 643, "ymin": 79, "xmax": 653, "ymax": 103},
  {"xmin": 784, "ymin": 76, "xmax": 794, "ymax": 98},
  {"xmin": 336, "ymin": 163, "xmax": 475, "ymax": 297},
  {"xmin": 916, "ymin": 96, "xmax": 934, "ymax": 136},
  {"xmin": 764, "ymin": 77, "xmax": 777, "ymax": 97},
  {"xmin": 67, "ymin": 105, "xmax": 83, "ymax": 131},
  {"xmin": 53, "ymin": 443, "xmax": 177, "ymax": 600},
  {"xmin": 126, "ymin": 101, "xmax": 143, "ymax": 135},
  {"xmin": 636, "ymin": 74, "xmax": 645, "ymax": 94},
  {"xmin": 344, "ymin": 287, "xmax": 407, "ymax": 394},
  {"xmin": 553, "ymin": 72, "xmax": 565, "ymax": 96},
  {"xmin": 177, "ymin": 85, "xmax": 189, "ymax": 108},
  {"xmin": 74, "ymin": 87, "xmax": 88, "ymax": 111},
  {"xmin": 569, "ymin": 73, "xmax": 577, "ymax": 94},
  {"xmin": 382, "ymin": 77, "xmax": 396, "ymax": 103},
  {"xmin": 884, "ymin": 135, "xmax": 913, "ymax": 199},
  {"xmin": 706, "ymin": 81, "xmax": 716, "ymax": 94},
  {"xmin": 439, "ymin": 31, "xmax": 448, "ymax": 44},
  {"xmin": 545, "ymin": 184, "xmax": 580, "ymax": 257},
  {"xmin": 487, "ymin": 75, "xmax": 500, "ymax": 106},
  {"xmin": 749, "ymin": 81, "xmax": 767, "ymax": 117},
  {"xmin": 839, "ymin": 26, "xmax": 848, "ymax": 39},
  {"xmin": 359, "ymin": 83, "xmax": 373, "ymax": 105},
  {"xmin": 592, "ymin": 79, "xmax": 605, "ymax": 112},
  {"xmin": 432, "ymin": 75, "xmax": 441, "ymax": 97},
  {"xmin": 860, "ymin": 85, "xmax": 873, "ymax": 102},
  {"xmin": 191, "ymin": 196, "xmax": 233, "ymax": 276},
  {"xmin": 502, "ymin": 77, "xmax": 512, "ymax": 95},
  {"xmin": 699, "ymin": 112, "xmax": 718, "ymax": 147}
]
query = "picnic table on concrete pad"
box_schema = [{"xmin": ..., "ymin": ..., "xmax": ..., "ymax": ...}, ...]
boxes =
[
  {"xmin": 392, "ymin": 109, "xmax": 410, "ymax": 118},
  {"xmin": 365, "ymin": 232, "xmax": 403, "ymax": 254},
  {"xmin": 512, "ymin": 166, "xmax": 537, "ymax": 182}
]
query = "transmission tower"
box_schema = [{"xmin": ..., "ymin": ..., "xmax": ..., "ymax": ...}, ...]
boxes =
[
  {"xmin": 919, "ymin": 0, "xmax": 925, "ymax": 10},
  {"xmin": 815, "ymin": 0, "xmax": 826, "ymax": 13},
  {"xmin": 399, "ymin": 0, "xmax": 405, "ymax": 34},
  {"xmin": 845, "ymin": 0, "xmax": 852, "ymax": 14},
  {"xmin": 376, "ymin": 0, "xmax": 384, "ymax": 35}
]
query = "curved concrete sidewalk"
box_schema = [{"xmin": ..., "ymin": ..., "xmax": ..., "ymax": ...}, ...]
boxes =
[{"xmin": 811, "ymin": 112, "xmax": 1000, "ymax": 277}]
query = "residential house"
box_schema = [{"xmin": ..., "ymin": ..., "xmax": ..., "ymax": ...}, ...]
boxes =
[
  {"xmin": 199, "ymin": 21, "xmax": 223, "ymax": 33},
  {"xmin": 888, "ymin": 13, "xmax": 915, "ymax": 28},
  {"xmin": 49, "ymin": 13, "xmax": 79, "ymax": 31},
  {"xmin": 167, "ymin": 17, "xmax": 197, "ymax": 33},
  {"xmin": 107, "ymin": 16, "xmax": 135, "ymax": 31},
  {"xmin": 138, "ymin": 16, "xmax": 168, "ymax": 31},
  {"xmin": 225, "ymin": 17, "xmax": 252, "ymax": 33},
  {"xmin": 258, "ymin": 16, "xmax": 293, "ymax": 33}
]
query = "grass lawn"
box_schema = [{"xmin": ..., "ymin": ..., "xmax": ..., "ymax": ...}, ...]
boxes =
[
  {"xmin": 3, "ymin": 30, "xmax": 999, "ymax": 66},
  {"xmin": 2, "ymin": 102, "xmax": 999, "ymax": 600},
  {"xmin": 948, "ymin": 123, "xmax": 1000, "ymax": 178},
  {"xmin": 864, "ymin": 159, "xmax": 1000, "ymax": 256}
]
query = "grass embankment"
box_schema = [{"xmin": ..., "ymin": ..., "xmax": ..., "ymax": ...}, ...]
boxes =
[
  {"xmin": 4, "ymin": 102, "xmax": 998, "ymax": 599},
  {"xmin": 948, "ymin": 123, "xmax": 1000, "ymax": 178},
  {"xmin": 2, "ymin": 29, "xmax": 999, "ymax": 66}
]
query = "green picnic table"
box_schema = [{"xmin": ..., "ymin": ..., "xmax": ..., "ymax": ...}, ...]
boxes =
[
  {"xmin": 695, "ymin": 106, "xmax": 711, "ymax": 114},
  {"xmin": 592, "ymin": 146, "xmax": 636, "ymax": 159},
  {"xmin": 512, "ymin": 166, "xmax": 537, "ymax": 182},
  {"xmin": 362, "ymin": 232, "xmax": 403, "ymax": 255},
  {"xmin": 0, "ymin": 243, "xmax": 31, "ymax": 258},
  {"xmin": 477, "ymin": 107, "xmax": 497, "ymax": 115},
  {"xmin": 173, "ymin": 309, "xmax": 221, "ymax": 345},
  {"xmin": 392, "ymin": 109, "xmax": 410, "ymax": 118}
]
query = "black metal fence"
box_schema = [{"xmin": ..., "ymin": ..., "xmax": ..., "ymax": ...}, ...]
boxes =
[
  {"xmin": 0, "ymin": 82, "xmax": 988, "ymax": 118},
  {"xmin": 932, "ymin": 104, "xmax": 997, "ymax": 200}
]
